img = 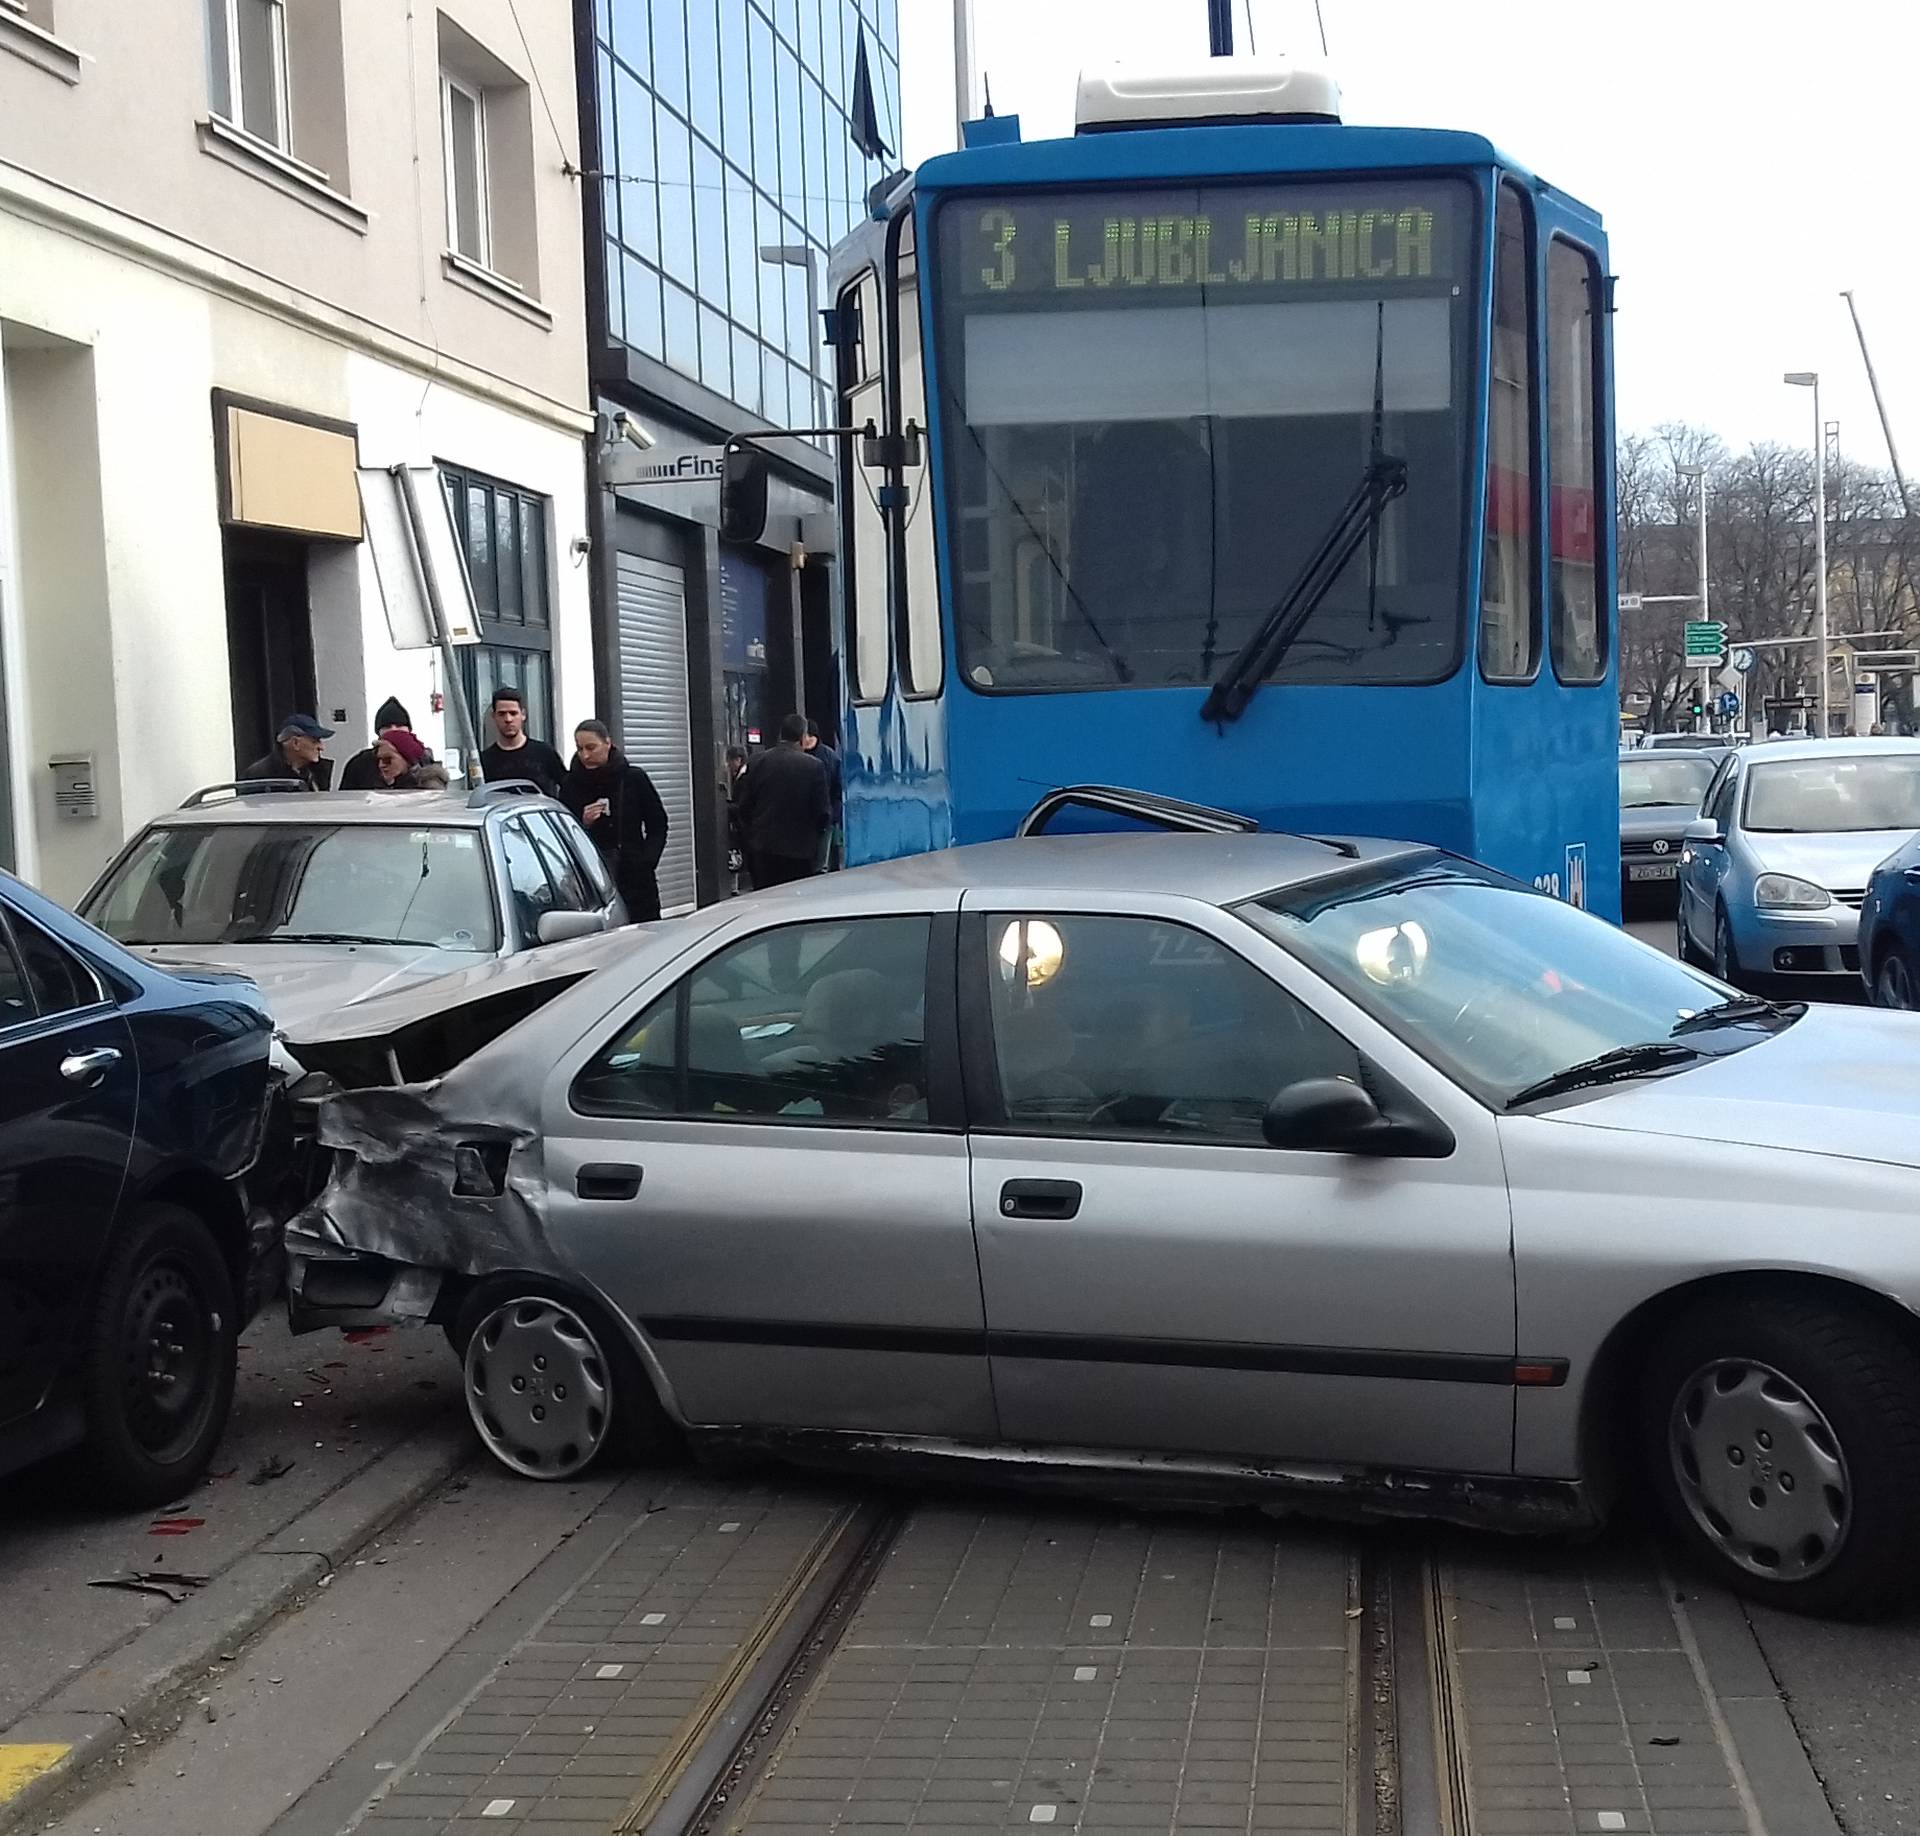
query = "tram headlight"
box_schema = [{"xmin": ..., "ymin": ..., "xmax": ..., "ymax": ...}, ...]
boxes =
[
  {"xmin": 1355, "ymin": 920, "xmax": 1429, "ymax": 986},
  {"xmin": 998, "ymin": 919, "xmax": 1065, "ymax": 991}
]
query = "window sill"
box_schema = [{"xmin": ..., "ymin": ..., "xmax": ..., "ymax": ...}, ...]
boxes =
[
  {"xmin": 195, "ymin": 115, "xmax": 367, "ymax": 234},
  {"xmin": 442, "ymin": 251, "xmax": 551, "ymax": 329},
  {"xmin": 0, "ymin": 8, "xmax": 82, "ymax": 83}
]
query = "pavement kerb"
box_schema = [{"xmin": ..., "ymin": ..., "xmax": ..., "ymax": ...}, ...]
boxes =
[
  {"xmin": 1671, "ymin": 1580, "xmax": 1846, "ymax": 1836},
  {"xmin": 0, "ymin": 1418, "xmax": 473, "ymax": 1835}
]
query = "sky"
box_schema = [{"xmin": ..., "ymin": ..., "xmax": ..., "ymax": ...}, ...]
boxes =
[{"xmin": 899, "ymin": 0, "xmax": 1920, "ymax": 469}]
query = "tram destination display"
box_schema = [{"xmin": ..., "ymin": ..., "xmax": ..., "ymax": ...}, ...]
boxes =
[{"xmin": 957, "ymin": 184, "xmax": 1463, "ymax": 300}]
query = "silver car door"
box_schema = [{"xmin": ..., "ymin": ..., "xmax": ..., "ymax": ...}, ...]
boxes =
[
  {"xmin": 542, "ymin": 901, "xmax": 994, "ymax": 1439},
  {"xmin": 961, "ymin": 900, "xmax": 1517, "ymax": 1476}
]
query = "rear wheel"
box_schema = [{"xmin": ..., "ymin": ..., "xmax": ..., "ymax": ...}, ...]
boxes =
[
  {"xmin": 1643, "ymin": 1292, "xmax": 1920, "ymax": 1617},
  {"xmin": 1873, "ymin": 944, "xmax": 1916, "ymax": 1010},
  {"xmin": 454, "ymin": 1284, "xmax": 676, "ymax": 1479},
  {"xmin": 77, "ymin": 1204, "xmax": 238, "ymax": 1506}
]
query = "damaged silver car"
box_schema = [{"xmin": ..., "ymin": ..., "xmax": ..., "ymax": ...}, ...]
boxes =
[{"xmin": 281, "ymin": 829, "xmax": 1920, "ymax": 1618}]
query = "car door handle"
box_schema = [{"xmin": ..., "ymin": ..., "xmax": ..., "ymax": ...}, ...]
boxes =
[
  {"xmin": 576, "ymin": 1163, "xmax": 642, "ymax": 1201},
  {"xmin": 999, "ymin": 1178, "xmax": 1081, "ymax": 1221},
  {"xmin": 60, "ymin": 1046, "xmax": 121, "ymax": 1086}
]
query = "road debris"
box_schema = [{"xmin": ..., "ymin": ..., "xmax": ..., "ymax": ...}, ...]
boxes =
[{"xmin": 249, "ymin": 1454, "xmax": 297, "ymax": 1485}]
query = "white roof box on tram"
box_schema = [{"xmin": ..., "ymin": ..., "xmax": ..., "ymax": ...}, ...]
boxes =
[{"xmin": 1075, "ymin": 58, "xmax": 1342, "ymax": 133}]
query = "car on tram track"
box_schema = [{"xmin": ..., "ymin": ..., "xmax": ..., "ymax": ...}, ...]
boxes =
[{"xmin": 276, "ymin": 800, "xmax": 1920, "ymax": 1619}]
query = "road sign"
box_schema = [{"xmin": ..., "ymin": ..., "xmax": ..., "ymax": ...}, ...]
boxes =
[
  {"xmin": 1717, "ymin": 691, "xmax": 1740, "ymax": 717},
  {"xmin": 1731, "ymin": 645, "xmax": 1756, "ymax": 674},
  {"xmin": 1684, "ymin": 620, "xmax": 1727, "ymax": 658},
  {"xmin": 1617, "ymin": 592, "xmax": 1644, "ymax": 613}
]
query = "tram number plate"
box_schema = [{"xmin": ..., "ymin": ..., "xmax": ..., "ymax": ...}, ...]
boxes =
[{"xmin": 1628, "ymin": 862, "xmax": 1678, "ymax": 881}]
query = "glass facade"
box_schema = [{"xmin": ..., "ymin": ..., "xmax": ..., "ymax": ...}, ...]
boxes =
[{"xmin": 593, "ymin": 0, "xmax": 902, "ymax": 427}]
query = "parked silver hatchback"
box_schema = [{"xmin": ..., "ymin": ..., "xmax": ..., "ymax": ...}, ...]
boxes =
[
  {"xmin": 79, "ymin": 783, "xmax": 629, "ymax": 1034},
  {"xmin": 283, "ymin": 826, "xmax": 1920, "ymax": 1618}
]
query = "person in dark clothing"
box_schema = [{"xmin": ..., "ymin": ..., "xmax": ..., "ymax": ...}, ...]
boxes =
[
  {"xmin": 723, "ymin": 746, "xmax": 750, "ymax": 895},
  {"xmin": 801, "ymin": 719, "xmax": 843, "ymax": 870},
  {"xmin": 243, "ymin": 715, "xmax": 334, "ymax": 791},
  {"xmin": 373, "ymin": 696, "xmax": 412, "ymax": 733},
  {"xmin": 564, "ymin": 719, "xmax": 670, "ymax": 922},
  {"xmin": 480, "ymin": 686, "xmax": 567, "ymax": 799},
  {"xmin": 735, "ymin": 714, "xmax": 828, "ymax": 889}
]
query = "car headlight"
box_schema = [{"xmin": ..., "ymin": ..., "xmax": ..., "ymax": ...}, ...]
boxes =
[{"xmin": 1753, "ymin": 873, "xmax": 1833, "ymax": 911}]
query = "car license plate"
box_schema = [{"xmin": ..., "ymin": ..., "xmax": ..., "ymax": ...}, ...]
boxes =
[{"xmin": 1628, "ymin": 862, "xmax": 1678, "ymax": 881}]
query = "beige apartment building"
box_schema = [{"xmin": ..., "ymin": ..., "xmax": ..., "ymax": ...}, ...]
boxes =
[{"xmin": 0, "ymin": 0, "xmax": 593, "ymax": 901}]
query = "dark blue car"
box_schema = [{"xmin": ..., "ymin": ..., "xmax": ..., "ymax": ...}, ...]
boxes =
[
  {"xmin": 0, "ymin": 870, "xmax": 274, "ymax": 1503},
  {"xmin": 1859, "ymin": 830, "xmax": 1920, "ymax": 1008}
]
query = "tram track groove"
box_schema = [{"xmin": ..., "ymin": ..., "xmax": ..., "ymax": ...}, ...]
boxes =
[{"xmin": 616, "ymin": 1497, "xmax": 901, "ymax": 1836}]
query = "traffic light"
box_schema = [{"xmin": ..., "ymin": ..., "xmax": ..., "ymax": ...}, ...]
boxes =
[{"xmin": 1688, "ymin": 687, "xmax": 1704, "ymax": 723}]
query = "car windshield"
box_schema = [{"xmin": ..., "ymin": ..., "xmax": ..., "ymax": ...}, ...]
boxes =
[
  {"xmin": 1242, "ymin": 856, "xmax": 1762, "ymax": 1106},
  {"xmin": 1620, "ymin": 756, "xmax": 1716, "ymax": 809},
  {"xmin": 932, "ymin": 178, "xmax": 1475, "ymax": 692},
  {"xmin": 86, "ymin": 822, "xmax": 500, "ymax": 951},
  {"xmin": 1741, "ymin": 755, "xmax": 1920, "ymax": 833}
]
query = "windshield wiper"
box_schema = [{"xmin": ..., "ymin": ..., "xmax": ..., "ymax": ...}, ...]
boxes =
[
  {"xmin": 263, "ymin": 931, "xmax": 399, "ymax": 946},
  {"xmin": 1671, "ymin": 995, "xmax": 1803, "ymax": 1036},
  {"xmin": 1201, "ymin": 303, "xmax": 1406, "ymax": 727},
  {"xmin": 1506, "ymin": 1041, "xmax": 1702, "ymax": 1109}
]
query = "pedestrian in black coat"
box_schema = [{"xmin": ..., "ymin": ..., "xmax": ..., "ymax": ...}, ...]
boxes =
[
  {"xmin": 564, "ymin": 719, "xmax": 670, "ymax": 922},
  {"xmin": 735, "ymin": 713, "xmax": 828, "ymax": 888}
]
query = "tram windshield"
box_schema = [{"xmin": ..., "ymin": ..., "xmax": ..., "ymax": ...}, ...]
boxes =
[{"xmin": 932, "ymin": 179, "xmax": 1476, "ymax": 695}]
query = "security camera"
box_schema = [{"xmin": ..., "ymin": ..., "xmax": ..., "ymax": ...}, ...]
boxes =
[
  {"xmin": 569, "ymin": 534, "xmax": 592, "ymax": 563},
  {"xmin": 613, "ymin": 410, "xmax": 655, "ymax": 452}
]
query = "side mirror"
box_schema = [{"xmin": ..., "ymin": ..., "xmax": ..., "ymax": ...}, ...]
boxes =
[
  {"xmin": 719, "ymin": 445, "xmax": 770, "ymax": 544},
  {"xmin": 1683, "ymin": 817, "xmax": 1723, "ymax": 845},
  {"xmin": 1262, "ymin": 1077, "xmax": 1454, "ymax": 1159},
  {"xmin": 536, "ymin": 909, "xmax": 609, "ymax": 946}
]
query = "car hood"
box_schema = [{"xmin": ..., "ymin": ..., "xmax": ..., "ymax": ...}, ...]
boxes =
[
  {"xmin": 1743, "ymin": 829, "xmax": 1917, "ymax": 889},
  {"xmin": 1550, "ymin": 1006, "xmax": 1920, "ymax": 1170},
  {"xmin": 1620, "ymin": 804, "xmax": 1699, "ymax": 841},
  {"xmin": 134, "ymin": 941, "xmax": 495, "ymax": 1033}
]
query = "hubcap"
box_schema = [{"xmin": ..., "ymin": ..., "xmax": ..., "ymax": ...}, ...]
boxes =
[
  {"xmin": 121, "ymin": 1258, "xmax": 215, "ymax": 1458},
  {"xmin": 1878, "ymin": 953, "xmax": 1915, "ymax": 1010},
  {"xmin": 1667, "ymin": 1358, "xmax": 1851, "ymax": 1581},
  {"xmin": 464, "ymin": 1297, "xmax": 611, "ymax": 1479}
]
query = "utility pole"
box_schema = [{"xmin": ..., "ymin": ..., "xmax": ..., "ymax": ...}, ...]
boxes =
[
  {"xmin": 1841, "ymin": 290, "xmax": 1912, "ymax": 517},
  {"xmin": 1677, "ymin": 463, "xmax": 1711, "ymax": 729},
  {"xmin": 1786, "ymin": 372, "xmax": 1831, "ymax": 736},
  {"xmin": 953, "ymin": 0, "xmax": 975, "ymax": 140}
]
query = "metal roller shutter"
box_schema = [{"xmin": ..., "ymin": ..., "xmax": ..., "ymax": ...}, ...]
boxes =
[{"xmin": 614, "ymin": 553, "xmax": 697, "ymax": 914}]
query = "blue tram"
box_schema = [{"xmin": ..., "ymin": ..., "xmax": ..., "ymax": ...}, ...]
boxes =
[{"xmin": 819, "ymin": 62, "xmax": 1618, "ymax": 918}]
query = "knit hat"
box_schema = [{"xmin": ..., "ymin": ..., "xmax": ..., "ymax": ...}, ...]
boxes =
[{"xmin": 380, "ymin": 726, "xmax": 428, "ymax": 768}]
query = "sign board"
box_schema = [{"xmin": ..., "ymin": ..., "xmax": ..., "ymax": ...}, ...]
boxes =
[
  {"xmin": 1718, "ymin": 691, "xmax": 1740, "ymax": 717},
  {"xmin": 604, "ymin": 446, "xmax": 725, "ymax": 486},
  {"xmin": 357, "ymin": 467, "xmax": 481, "ymax": 651},
  {"xmin": 1617, "ymin": 592, "xmax": 1644, "ymax": 613},
  {"xmin": 1684, "ymin": 620, "xmax": 1727, "ymax": 658},
  {"xmin": 1730, "ymin": 645, "xmax": 1756, "ymax": 674},
  {"xmin": 1766, "ymin": 695, "xmax": 1816, "ymax": 710}
]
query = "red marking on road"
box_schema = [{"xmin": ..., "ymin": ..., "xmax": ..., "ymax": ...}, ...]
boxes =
[
  {"xmin": 148, "ymin": 1517, "xmax": 205, "ymax": 1536},
  {"xmin": 342, "ymin": 1329, "xmax": 390, "ymax": 1346}
]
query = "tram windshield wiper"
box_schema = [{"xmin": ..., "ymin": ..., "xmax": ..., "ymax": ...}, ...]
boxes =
[
  {"xmin": 1200, "ymin": 304, "xmax": 1407, "ymax": 728},
  {"xmin": 1505, "ymin": 1041, "xmax": 1702, "ymax": 1110}
]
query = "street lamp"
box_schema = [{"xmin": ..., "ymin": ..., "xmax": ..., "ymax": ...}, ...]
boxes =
[
  {"xmin": 759, "ymin": 244, "xmax": 828, "ymax": 431},
  {"xmin": 1785, "ymin": 371, "xmax": 1830, "ymax": 736},
  {"xmin": 1676, "ymin": 462, "xmax": 1711, "ymax": 730}
]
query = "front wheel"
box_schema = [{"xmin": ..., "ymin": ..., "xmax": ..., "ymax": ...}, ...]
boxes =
[
  {"xmin": 77, "ymin": 1205, "xmax": 238, "ymax": 1506},
  {"xmin": 1712, "ymin": 904, "xmax": 1744, "ymax": 989},
  {"xmin": 1644, "ymin": 1292, "xmax": 1920, "ymax": 1617},
  {"xmin": 1873, "ymin": 945, "xmax": 1916, "ymax": 1010},
  {"xmin": 455, "ymin": 1285, "xmax": 677, "ymax": 1479}
]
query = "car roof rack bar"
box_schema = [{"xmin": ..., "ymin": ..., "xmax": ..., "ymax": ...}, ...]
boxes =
[
  {"xmin": 466, "ymin": 780, "xmax": 545, "ymax": 808},
  {"xmin": 1017, "ymin": 784, "xmax": 1261, "ymax": 838},
  {"xmin": 179, "ymin": 779, "xmax": 310, "ymax": 808}
]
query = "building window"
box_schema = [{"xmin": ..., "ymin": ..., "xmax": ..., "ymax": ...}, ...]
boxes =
[
  {"xmin": 437, "ymin": 13, "xmax": 542, "ymax": 296},
  {"xmin": 442, "ymin": 73, "xmax": 491, "ymax": 266},
  {"xmin": 440, "ymin": 464, "xmax": 554, "ymax": 741},
  {"xmin": 208, "ymin": 0, "xmax": 290, "ymax": 150}
]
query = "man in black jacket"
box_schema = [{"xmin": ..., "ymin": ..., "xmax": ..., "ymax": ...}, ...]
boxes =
[
  {"xmin": 564, "ymin": 720, "xmax": 669, "ymax": 922},
  {"xmin": 243, "ymin": 714, "xmax": 334, "ymax": 791},
  {"xmin": 735, "ymin": 714, "xmax": 828, "ymax": 889},
  {"xmin": 481, "ymin": 687, "xmax": 568, "ymax": 798}
]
